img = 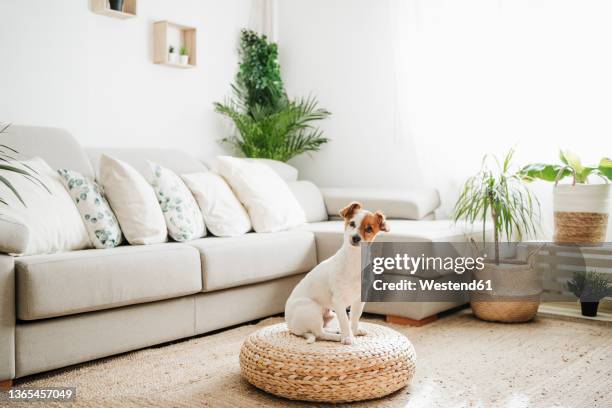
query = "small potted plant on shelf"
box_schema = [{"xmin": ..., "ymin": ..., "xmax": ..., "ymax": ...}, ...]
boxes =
[
  {"xmin": 567, "ymin": 271, "xmax": 611, "ymax": 317},
  {"xmin": 454, "ymin": 149, "xmax": 542, "ymax": 323},
  {"xmin": 168, "ymin": 45, "xmax": 178, "ymax": 64},
  {"xmin": 179, "ymin": 46, "xmax": 189, "ymax": 65},
  {"xmin": 109, "ymin": 0, "xmax": 124, "ymax": 12},
  {"xmin": 520, "ymin": 151, "xmax": 611, "ymax": 244}
]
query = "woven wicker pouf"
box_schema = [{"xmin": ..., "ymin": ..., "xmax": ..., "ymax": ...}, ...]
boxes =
[{"xmin": 240, "ymin": 322, "xmax": 416, "ymax": 403}]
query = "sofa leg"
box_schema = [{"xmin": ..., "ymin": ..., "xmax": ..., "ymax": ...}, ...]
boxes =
[
  {"xmin": 386, "ymin": 314, "xmax": 437, "ymax": 327},
  {"xmin": 0, "ymin": 379, "xmax": 13, "ymax": 390}
]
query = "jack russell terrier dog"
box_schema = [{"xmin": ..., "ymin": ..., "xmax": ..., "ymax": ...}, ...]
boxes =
[{"xmin": 285, "ymin": 201, "xmax": 389, "ymax": 344}]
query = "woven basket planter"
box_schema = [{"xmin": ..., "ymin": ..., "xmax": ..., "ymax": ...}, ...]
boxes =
[
  {"xmin": 553, "ymin": 184, "xmax": 610, "ymax": 244},
  {"xmin": 470, "ymin": 262, "xmax": 542, "ymax": 323},
  {"xmin": 471, "ymin": 299, "xmax": 540, "ymax": 323},
  {"xmin": 240, "ymin": 322, "xmax": 416, "ymax": 403}
]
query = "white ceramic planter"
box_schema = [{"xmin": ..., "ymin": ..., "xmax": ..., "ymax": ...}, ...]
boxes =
[
  {"xmin": 553, "ymin": 184, "xmax": 611, "ymax": 243},
  {"xmin": 180, "ymin": 55, "xmax": 189, "ymax": 65},
  {"xmin": 168, "ymin": 52, "xmax": 178, "ymax": 64}
]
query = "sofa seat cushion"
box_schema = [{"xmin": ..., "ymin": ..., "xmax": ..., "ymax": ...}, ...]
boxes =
[
  {"xmin": 16, "ymin": 243, "xmax": 202, "ymax": 320},
  {"xmin": 301, "ymin": 220, "xmax": 490, "ymax": 276},
  {"xmin": 187, "ymin": 230, "xmax": 317, "ymax": 291}
]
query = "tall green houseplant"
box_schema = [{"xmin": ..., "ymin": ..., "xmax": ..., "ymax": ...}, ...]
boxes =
[
  {"xmin": 454, "ymin": 150, "xmax": 543, "ymax": 323},
  {"xmin": 214, "ymin": 29, "xmax": 330, "ymax": 162},
  {"xmin": 453, "ymin": 150, "xmax": 540, "ymax": 264},
  {"xmin": 234, "ymin": 29, "xmax": 286, "ymax": 115}
]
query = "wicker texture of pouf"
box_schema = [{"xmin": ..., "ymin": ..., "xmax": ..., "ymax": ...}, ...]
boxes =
[{"xmin": 240, "ymin": 322, "xmax": 416, "ymax": 403}]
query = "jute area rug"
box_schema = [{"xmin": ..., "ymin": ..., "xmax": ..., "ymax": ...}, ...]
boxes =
[{"xmin": 8, "ymin": 310, "xmax": 612, "ymax": 407}]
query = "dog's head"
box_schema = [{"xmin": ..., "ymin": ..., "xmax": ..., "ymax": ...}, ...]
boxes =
[{"xmin": 339, "ymin": 201, "xmax": 389, "ymax": 247}]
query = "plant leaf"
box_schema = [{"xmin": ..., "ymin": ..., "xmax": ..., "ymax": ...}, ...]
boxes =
[
  {"xmin": 0, "ymin": 174, "xmax": 25, "ymax": 206},
  {"xmin": 519, "ymin": 163, "xmax": 569, "ymax": 182},
  {"xmin": 560, "ymin": 149, "xmax": 583, "ymax": 174},
  {"xmin": 599, "ymin": 157, "xmax": 612, "ymax": 181}
]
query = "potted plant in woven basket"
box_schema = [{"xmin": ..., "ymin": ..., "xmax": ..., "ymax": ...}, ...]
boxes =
[
  {"xmin": 520, "ymin": 151, "xmax": 611, "ymax": 244},
  {"xmin": 567, "ymin": 270, "xmax": 611, "ymax": 317},
  {"xmin": 454, "ymin": 149, "xmax": 542, "ymax": 323}
]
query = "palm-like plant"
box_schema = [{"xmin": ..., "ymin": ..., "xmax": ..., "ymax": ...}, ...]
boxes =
[
  {"xmin": 0, "ymin": 123, "xmax": 49, "ymax": 206},
  {"xmin": 215, "ymin": 96, "xmax": 330, "ymax": 162},
  {"xmin": 453, "ymin": 149, "xmax": 540, "ymax": 264},
  {"xmin": 215, "ymin": 29, "xmax": 331, "ymax": 162}
]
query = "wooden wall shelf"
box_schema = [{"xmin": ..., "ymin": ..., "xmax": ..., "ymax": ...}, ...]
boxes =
[
  {"xmin": 153, "ymin": 21, "xmax": 197, "ymax": 68},
  {"xmin": 92, "ymin": 0, "xmax": 137, "ymax": 19}
]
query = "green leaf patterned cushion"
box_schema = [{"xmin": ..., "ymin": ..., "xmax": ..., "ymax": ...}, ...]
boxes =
[
  {"xmin": 149, "ymin": 162, "xmax": 206, "ymax": 242},
  {"xmin": 57, "ymin": 169, "xmax": 123, "ymax": 249}
]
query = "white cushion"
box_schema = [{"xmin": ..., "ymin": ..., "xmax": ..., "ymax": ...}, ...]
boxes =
[
  {"xmin": 16, "ymin": 243, "xmax": 202, "ymax": 320},
  {"xmin": 57, "ymin": 169, "xmax": 123, "ymax": 249},
  {"xmin": 186, "ymin": 230, "xmax": 317, "ymax": 291},
  {"xmin": 287, "ymin": 181, "xmax": 328, "ymax": 223},
  {"xmin": 0, "ymin": 157, "xmax": 91, "ymax": 255},
  {"xmin": 149, "ymin": 162, "xmax": 206, "ymax": 242},
  {"xmin": 181, "ymin": 172, "xmax": 251, "ymax": 237},
  {"xmin": 245, "ymin": 158, "xmax": 298, "ymax": 182},
  {"xmin": 321, "ymin": 188, "xmax": 441, "ymax": 220},
  {"xmin": 99, "ymin": 155, "xmax": 167, "ymax": 245},
  {"xmin": 0, "ymin": 214, "xmax": 29, "ymax": 254},
  {"xmin": 216, "ymin": 156, "xmax": 306, "ymax": 233}
]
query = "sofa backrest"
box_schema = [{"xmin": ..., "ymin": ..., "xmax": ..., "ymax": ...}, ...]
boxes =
[
  {"xmin": 1, "ymin": 125, "xmax": 329, "ymax": 222},
  {"xmin": 0, "ymin": 125, "xmax": 95, "ymax": 179},
  {"xmin": 86, "ymin": 148, "xmax": 208, "ymax": 180}
]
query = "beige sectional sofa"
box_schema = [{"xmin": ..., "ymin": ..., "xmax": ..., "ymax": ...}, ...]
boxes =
[{"xmin": 0, "ymin": 125, "xmax": 483, "ymax": 383}]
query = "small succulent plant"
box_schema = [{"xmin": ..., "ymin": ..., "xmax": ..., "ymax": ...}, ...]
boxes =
[{"xmin": 567, "ymin": 270, "xmax": 611, "ymax": 302}]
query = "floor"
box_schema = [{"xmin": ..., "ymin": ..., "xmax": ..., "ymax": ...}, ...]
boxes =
[{"xmin": 4, "ymin": 310, "xmax": 611, "ymax": 408}]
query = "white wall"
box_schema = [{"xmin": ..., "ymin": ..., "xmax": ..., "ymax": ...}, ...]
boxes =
[
  {"xmin": 279, "ymin": 0, "xmax": 422, "ymax": 189},
  {"xmin": 279, "ymin": 0, "xmax": 612, "ymax": 238},
  {"xmin": 0, "ymin": 0, "xmax": 252, "ymax": 159}
]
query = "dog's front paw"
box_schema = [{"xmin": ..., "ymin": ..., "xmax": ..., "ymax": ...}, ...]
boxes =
[
  {"xmin": 355, "ymin": 327, "xmax": 367, "ymax": 336},
  {"xmin": 341, "ymin": 335, "xmax": 355, "ymax": 345}
]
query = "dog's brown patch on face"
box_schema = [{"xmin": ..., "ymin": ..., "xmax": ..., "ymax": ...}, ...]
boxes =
[
  {"xmin": 358, "ymin": 211, "xmax": 389, "ymax": 242},
  {"xmin": 375, "ymin": 211, "xmax": 389, "ymax": 232},
  {"xmin": 340, "ymin": 201, "xmax": 362, "ymax": 226}
]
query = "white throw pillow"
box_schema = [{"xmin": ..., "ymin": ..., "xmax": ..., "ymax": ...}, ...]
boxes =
[
  {"xmin": 216, "ymin": 156, "xmax": 306, "ymax": 233},
  {"xmin": 149, "ymin": 162, "xmax": 206, "ymax": 242},
  {"xmin": 57, "ymin": 169, "xmax": 123, "ymax": 249},
  {"xmin": 99, "ymin": 154, "xmax": 167, "ymax": 245},
  {"xmin": 0, "ymin": 157, "xmax": 91, "ymax": 255},
  {"xmin": 181, "ymin": 172, "xmax": 251, "ymax": 237}
]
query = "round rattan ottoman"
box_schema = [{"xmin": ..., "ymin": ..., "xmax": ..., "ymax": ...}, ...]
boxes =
[{"xmin": 239, "ymin": 322, "xmax": 416, "ymax": 403}]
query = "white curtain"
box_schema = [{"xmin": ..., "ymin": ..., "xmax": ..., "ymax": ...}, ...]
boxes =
[
  {"xmin": 390, "ymin": 0, "xmax": 612, "ymax": 237},
  {"xmin": 249, "ymin": 0, "xmax": 277, "ymax": 41}
]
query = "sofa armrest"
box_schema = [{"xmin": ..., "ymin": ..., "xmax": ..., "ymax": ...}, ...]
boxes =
[
  {"xmin": 0, "ymin": 254, "xmax": 15, "ymax": 381},
  {"xmin": 320, "ymin": 188, "xmax": 441, "ymax": 220}
]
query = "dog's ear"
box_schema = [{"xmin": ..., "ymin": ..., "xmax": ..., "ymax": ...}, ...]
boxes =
[
  {"xmin": 375, "ymin": 211, "xmax": 389, "ymax": 232},
  {"xmin": 339, "ymin": 201, "xmax": 362, "ymax": 220}
]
